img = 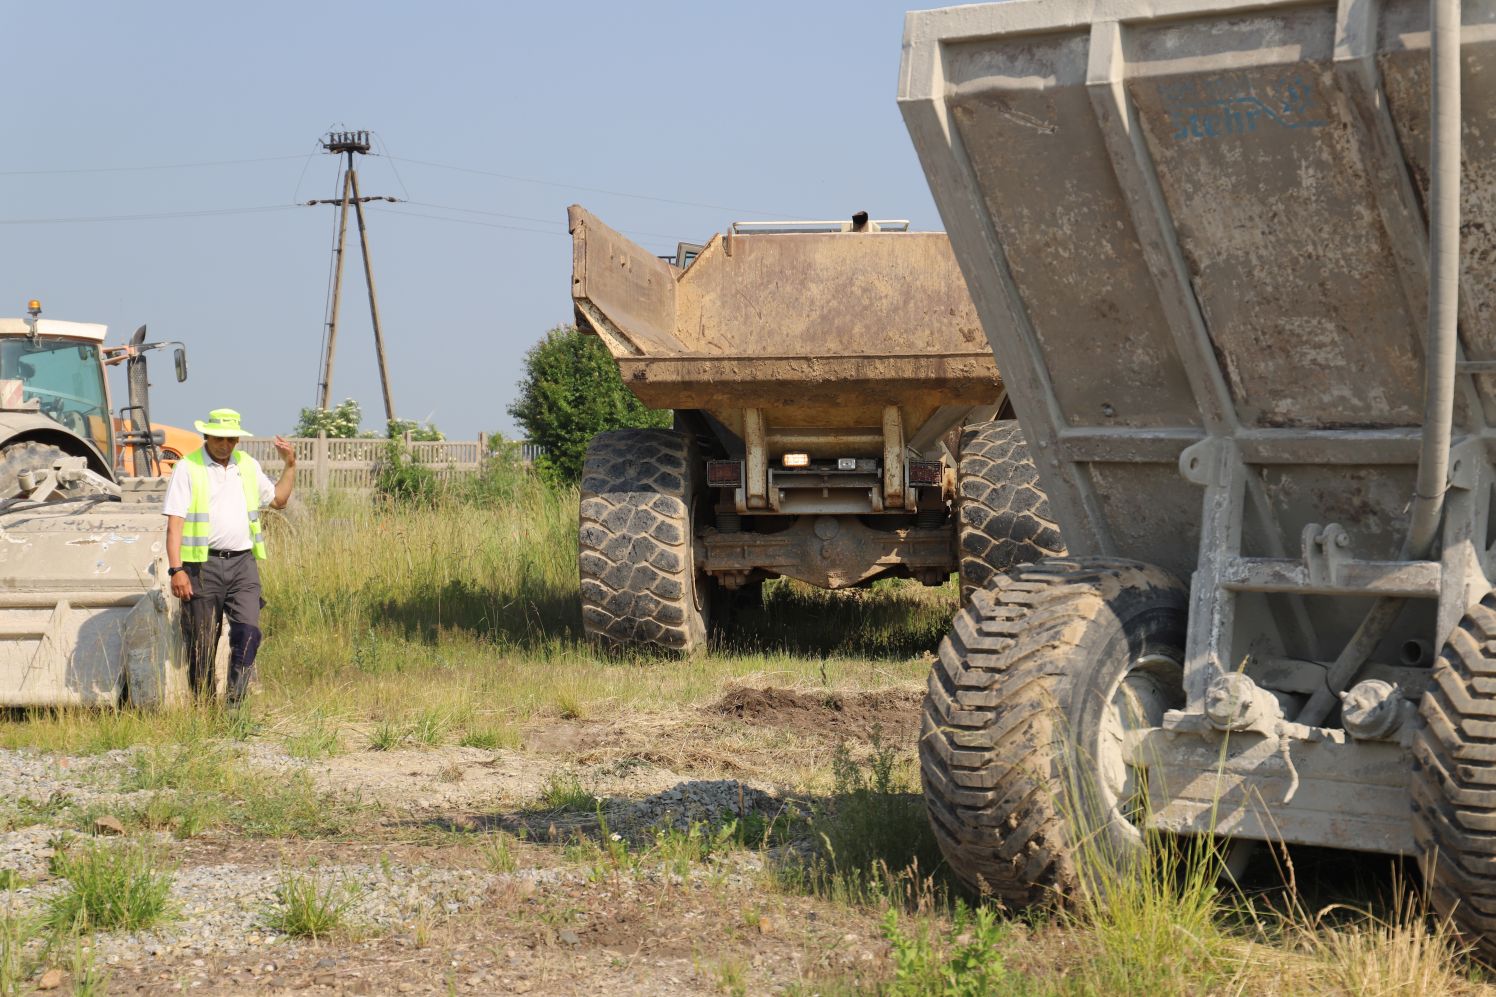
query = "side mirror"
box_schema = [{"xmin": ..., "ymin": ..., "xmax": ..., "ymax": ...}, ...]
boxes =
[{"xmin": 174, "ymin": 347, "xmax": 188, "ymax": 383}]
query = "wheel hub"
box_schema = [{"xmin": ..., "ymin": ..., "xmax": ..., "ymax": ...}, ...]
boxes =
[{"xmin": 1098, "ymin": 653, "xmax": 1177, "ymax": 828}]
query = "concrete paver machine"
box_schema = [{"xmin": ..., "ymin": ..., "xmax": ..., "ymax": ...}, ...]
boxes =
[
  {"xmin": 0, "ymin": 306, "xmax": 216, "ymax": 708},
  {"xmin": 901, "ymin": 0, "xmax": 1496, "ymax": 954}
]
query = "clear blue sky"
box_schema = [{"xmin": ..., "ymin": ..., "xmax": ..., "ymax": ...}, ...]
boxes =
[{"xmin": 3, "ymin": 1, "xmax": 951, "ymax": 441}]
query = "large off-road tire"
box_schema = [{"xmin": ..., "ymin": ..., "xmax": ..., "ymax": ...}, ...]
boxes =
[
  {"xmin": 579, "ymin": 429, "xmax": 709, "ymax": 655},
  {"xmin": 956, "ymin": 420, "xmax": 1065, "ymax": 600},
  {"xmin": 1412, "ymin": 593, "xmax": 1496, "ymax": 963},
  {"xmin": 0, "ymin": 441, "xmax": 110, "ymax": 500},
  {"xmin": 920, "ymin": 558, "xmax": 1187, "ymax": 907}
]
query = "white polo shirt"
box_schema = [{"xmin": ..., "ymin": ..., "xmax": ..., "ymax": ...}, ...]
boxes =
[{"xmin": 162, "ymin": 450, "xmax": 276, "ymax": 553}]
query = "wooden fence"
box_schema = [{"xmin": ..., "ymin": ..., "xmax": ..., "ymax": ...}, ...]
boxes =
[{"xmin": 239, "ymin": 434, "xmax": 542, "ymax": 492}]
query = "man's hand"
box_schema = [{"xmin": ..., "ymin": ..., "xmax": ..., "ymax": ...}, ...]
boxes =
[
  {"xmin": 171, "ymin": 569, "xmax": 193, "ymax": 601},
  {"xmin": 271, "ymin": 435, "xmax": 298, "ymax": 509}
]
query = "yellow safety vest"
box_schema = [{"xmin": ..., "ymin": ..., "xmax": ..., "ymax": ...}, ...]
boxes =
[{"xmin": 180, "ymin": 448, "xmax": 267, "ymax": 562}]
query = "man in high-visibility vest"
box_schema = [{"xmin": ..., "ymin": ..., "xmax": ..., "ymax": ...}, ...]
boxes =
[{"xmin": 162, "ymin": 409, "xmax": 297, "ymax": 702}]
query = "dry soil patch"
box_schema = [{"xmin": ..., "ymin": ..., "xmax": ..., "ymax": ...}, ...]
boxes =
[{"xmin": 709, "ymin": 686, "xmax": 922, "ymax": 744}]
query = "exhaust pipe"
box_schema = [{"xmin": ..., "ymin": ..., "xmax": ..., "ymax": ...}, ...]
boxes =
[
  {"xmin": 1298, "ymin": 0, "xmax": 1462, "ymax": 726},
  {"xmin": 1408, "ymin": 0, "xmax": 1464, "ymax": 559},
  {"xmin": 126, "ymin": 325, "xmax": 155, "ymax": 477}
]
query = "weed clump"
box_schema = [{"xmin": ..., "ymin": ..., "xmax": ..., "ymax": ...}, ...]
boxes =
[
  {"xmin": 285, "ymin": 714, "xmax": 343, "ymax": 760},
  {"xmin": 409, "ymin": 709, "xmax": 451, "ymax": 747},
  {"xmin": 458, "ymin": 725, "xmax": 515, "ymax": 750},
  {"xmin": 481, "ymin": 831, "xmax": 519, "ymax": 874},
  {"xmin": 45, "ymin": 841, "xmax": 174, "ymax": 934},
  {"xmin": 264, "ymin": 869, "xmax": 359, "ymax": 940},
  {"xmin": 883, "ymin": 902, "xmax": 1028, "ymax": 996},
  {"xmin": 368, "ymin": 719, "xmax": 405, "ymax": 752},
  {"xmin": 534, "ymin": 773, "xmax": 595, "ymax": 814},
  {"xmin": 1058, "ymin": 835, "xmax": 1240, "ymax": 993}
]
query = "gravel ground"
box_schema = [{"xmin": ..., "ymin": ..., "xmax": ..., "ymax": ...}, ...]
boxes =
[
  {"xmin": 0, "ymin": 737, "xmax": 803, "ymax": 965},
  {"xmin": 3, "ymin": 851, "xmax": 515, "ymax": 959},
  {"xmin": 0, "ymin": 748, "xmax": 109, "ymax": 809},
  {"xmin": 0, "ymin": 711, "xmax": 891, "ymax": 996},
  {"xmin": 262, "ymin": 742, "xmax": 797, "ymax": 834},
  {"xmin": 624, "ymin": 778, "xmax": 784, "ymax": 831}
]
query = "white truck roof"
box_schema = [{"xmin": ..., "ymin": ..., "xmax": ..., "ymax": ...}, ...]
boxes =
[{"xmin": 0, "ymin": 319, "xmax": 108, "ymax": 342}]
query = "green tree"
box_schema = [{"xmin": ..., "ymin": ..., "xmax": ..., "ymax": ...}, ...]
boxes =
[{"xmin": 508, "ymin": 325, "xmax": 670, "ymax": 484}]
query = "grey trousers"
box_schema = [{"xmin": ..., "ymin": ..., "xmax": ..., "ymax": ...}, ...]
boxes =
[{"xmin": 181, "ymin": 553, "xmax": 264, "ymax": 702}]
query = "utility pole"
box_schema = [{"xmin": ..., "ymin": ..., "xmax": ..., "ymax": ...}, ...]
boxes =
[{"xmin": 308, "ymin": 130, "xmax": 399, "ymax": 423}]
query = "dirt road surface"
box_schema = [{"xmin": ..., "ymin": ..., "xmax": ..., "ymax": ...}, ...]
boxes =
[{"xmin": 0, "ymin": 685, "xmax": 925, "ymax": 995}]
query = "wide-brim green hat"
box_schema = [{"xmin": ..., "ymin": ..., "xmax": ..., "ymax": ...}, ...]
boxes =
[{"xmin": 194, "ymin": 408, "xmax": 250, "ymax": 438}]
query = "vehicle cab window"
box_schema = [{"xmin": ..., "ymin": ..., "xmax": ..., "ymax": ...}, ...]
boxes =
[{"xmin": 0, "ymin": 338, "xmax": 111, "ymax": 457}]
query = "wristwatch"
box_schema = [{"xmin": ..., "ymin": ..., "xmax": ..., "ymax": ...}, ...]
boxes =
[{"xmin": 168, "ymin": 566, "xmax": 186, "ymax": 577}]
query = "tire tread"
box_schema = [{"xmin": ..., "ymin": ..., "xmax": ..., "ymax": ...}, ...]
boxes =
[
  {"xmin": 956, "ymin": 421, "xmax": 1065, "ymax": 600},
  {"xmin": 920, "ymin": 557, "xmax": 1186, "ymax": 907},
  {"xmin": 578, "ymin": 429, "xmax": 705, "ymax": 654}
]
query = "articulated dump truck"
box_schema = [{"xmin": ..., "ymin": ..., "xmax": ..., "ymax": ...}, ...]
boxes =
[
  {"xmin": 901, "ymin": 0, "xmax": 1496, "ymax": 957},
  {"xmin": 0, "ymin": 309, "xmax": 223, "ymax": 707},
  {"xmin": 568, "ymin": 205, "xmax": 1064, "ymax": 653}
]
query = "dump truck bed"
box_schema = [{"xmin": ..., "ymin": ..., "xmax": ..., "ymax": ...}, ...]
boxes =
[
  {"xmin": 569, "ymin": 205, "xmax": 1000, "ymax": 449},
  {"xmin": 900, "ymin": 0, "xmax": 1496, "ymax": 578}
]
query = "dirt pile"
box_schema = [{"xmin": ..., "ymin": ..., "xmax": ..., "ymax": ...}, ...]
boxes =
[{"xmin": 708, "ymin": 686, "xmax": 922, "ymax": 743}]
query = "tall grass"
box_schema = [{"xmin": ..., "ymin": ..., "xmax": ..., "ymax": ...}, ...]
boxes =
[
  {"xmin": 0, "ymin": 461, "xmax": 939, "ymax": 761},
  {"xmin": 1271, "ymin": 864, "xmax": 1474, "ymax": 997},
  {"xmin": 1058, "ymin": 834, "xmax": 1242, "ymax": 995},
  {"xmin": 249, "ymin": 465, "xmax": 940, "ymax": 741},
  {"xmin": 0, "ymin": 906, "xmax": 29, "ymax": 996},
  {"xmin": 263, "ymin": 464, "xmax": 580, "ymax": 654},
  {"xmin": 0, "ymin": 702, "xmax": 252, "ymax": 755}
]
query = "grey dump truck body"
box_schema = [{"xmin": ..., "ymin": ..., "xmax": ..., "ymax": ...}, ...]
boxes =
[
  {"xmin": 569, "ymin": 205, "xmax": 1062, "ymax": 653},
  {"xmin": 901, "ymin": 0, "xmax": 1496, "ymax": 952}
]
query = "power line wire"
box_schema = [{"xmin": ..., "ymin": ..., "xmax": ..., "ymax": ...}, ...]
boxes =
[
  {"xmin": 387, "ymin": 156, "xmax": 794, "ymax": 217},
  {"xmin": 373, "ymin": 204, "xmax": 677, "ymax": 253},
  {"xmin": 291, "ymin": 132, "xmax": 341, "ymax": 206},
  {"xmin": 0, "ymin": 205, "xmax": 301, "ymax": 225},
  {"xmin": 0, "ymin": 154, "xmax": 306, "ymax": 177},
  {"xmin": 370, "ymin": 205, "xmax": 566, "ymax": 237},
  {"xmin": 371, "ymin": 132, "xmax": 411, "ymax": 202},
  {"xmin": 400, "ymin": 200, "xmax": 681, "ymax": 241},
  {"xmin": 0, "ymin": 147, "xmax": 795, "ymax": 225},
  {"xmin": 402, "ymin": 200, "xmax": 559, "ymax": 227}
]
